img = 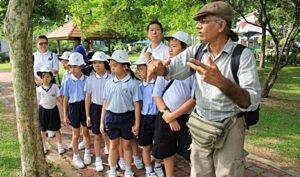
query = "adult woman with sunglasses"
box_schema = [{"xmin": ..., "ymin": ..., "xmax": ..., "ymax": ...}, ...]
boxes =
[{"xmin": 33, "ymin": 35, "xmax": 59, "ymax": 86}]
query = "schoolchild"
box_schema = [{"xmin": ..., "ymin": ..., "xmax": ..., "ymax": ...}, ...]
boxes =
[
  {"xmin": 58, "ymin": 51, "xmax": 72, "ymax": 86},
  {"xmin": 36, "ymin": 65, "xmax": 65, "ymax": 155},
  {"xmin": 134, "ymin": 55, "xmax": 165, "ymax": 177},
  {"xmin": 61, "ymin": 52, "xmax": 91, "ymax": 169},
  {"xmin": 151, "ymin": 31, "xmax": 195, "ymax": 177},
  {"xmin": 100, "ymin": 50, "xmax": 142, "ymax": 177},
  {"xmin": 84, "ymin": 51, "xmax": 112, "ymax": 172}
]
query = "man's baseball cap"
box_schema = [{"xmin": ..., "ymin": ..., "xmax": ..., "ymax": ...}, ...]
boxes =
[
  {"xmin": 193, "ymin": 1, "xmax": 234, "ymax": 22},
  {"xmin": 171, "ymin": 31, "xmax": 192, "ymax": 46}
]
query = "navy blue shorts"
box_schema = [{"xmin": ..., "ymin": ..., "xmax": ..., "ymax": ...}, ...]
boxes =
[
  {"xmin": 68, "ymin": 101, "xmax": 87, "ymax": 128},
  {"xmin": 152, "ymin": 113, "xmax": 191, "ymax": 162},
  {"xmin": 138, "ymin": 114, "xmax": 156, "ymax": 146},
  {"xmin": 90, "ymin": 103, "xmax": 102, "ymax": 134},
  {"xmin": 39, "ymin": 105, "xmax": 61, "ymax": 131},
  {"xmin": 105, "ymin": 111, "xmax": 134, "ymax": 140}
]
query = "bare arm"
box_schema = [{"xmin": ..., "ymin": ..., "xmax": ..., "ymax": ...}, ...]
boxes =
[
  {"xmin": 153, "ymin": 96, "xmax": 168, "ymax": 112},
  {"xmin": 162, "ymin": 98, "xmax": 196, "ymax": 123},
  {"xmin": 100, "ymin": 100, "xmax": 107, "ymax": 134},
  {"xmin": 85, "ymin": 93, "xmax": 91, "ymax": 127},
  {"xmin": 63, "ymin": 96, "xmax": 70, "ymax": 124},
  {"xmin": 132, "ymin": 101, "xmax": 141, "ymax": 136}
]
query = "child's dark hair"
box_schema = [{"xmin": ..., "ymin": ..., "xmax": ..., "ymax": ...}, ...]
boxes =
[
  {"xmin": 39, "ymin": 72, "xmax": 53, "ymax": 78},
  {"xmin": 124, "ymin": 63, "xmax": 139, "ymax": 80},
  {"xmin": 147, "ymin": 20, "xmax": 164, "ymax": 33},
  {"xmin": 36, "ymin": 35, "xmax": 48, "ymax": 42}
]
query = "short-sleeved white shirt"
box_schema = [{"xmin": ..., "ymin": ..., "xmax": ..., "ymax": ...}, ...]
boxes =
[
  {"xmin": 146, "ymin": 42, "xmax": 169, "ymax": 61},
  {"xmin": 36, "ymin": 84, "xmax": 60, "ymax": 109},
  {"xmin": 33, "ymin": 50, "xmax": 59, "ymax": 79}
]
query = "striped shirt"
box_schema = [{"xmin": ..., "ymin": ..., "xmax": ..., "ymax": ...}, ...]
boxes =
[{"xmin": 166, "ymin": 39, "xmax": 261, "ymax": 122}]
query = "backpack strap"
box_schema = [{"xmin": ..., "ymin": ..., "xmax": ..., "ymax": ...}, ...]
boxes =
[
  {"xmin": 162, "ymin": 80, "xmax": 174, "ymax": 97},
  {"xmin": 194, "ymin": 43, "xmax": 207, "ymax": 61},
  {"xmin": 231, "ymin": 44, "xmax": 246, "ymax": 85}
]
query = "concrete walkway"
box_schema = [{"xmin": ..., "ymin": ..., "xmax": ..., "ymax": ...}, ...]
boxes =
[{"xmin": 0, "ymin": 70, "xmax": 299, "ymax": 177}]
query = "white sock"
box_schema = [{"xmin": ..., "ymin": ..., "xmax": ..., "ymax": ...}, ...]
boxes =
[
  {"xmin": 125, "ymin": 165, "xmax": 131, "ymax": 172},
  {"xmin": 96, "ymin": 156, "xmax": 101, "ymax": 162},
  {"xmin": 145, "ymin": 166, "xmax": 152, "ymax": 174},
  {"xmin": 119, "ymin": 157, "xmax": 124, "ymax": 162},
  {"xmin": 110, "ymin": 165, "xmax": 117, "ymax": 172},
  {"xmin": 154, "ymin": 162, "xmax": 161, "ymax": 168},
  {"xmin": 85, "ymin": 149, "xmax": 90, "ymax": 154},
  {"xmin": 133, "ymin": 155, "xmax": 139, "ymax": 161}
]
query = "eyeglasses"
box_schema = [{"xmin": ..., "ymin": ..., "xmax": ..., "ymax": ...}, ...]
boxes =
[
  {"xmin": 38, "ymin": 42, "xmax": 48, "ymax": 46},
  {"xmin": 198, "ymin": 18, "xmax": 218, "ymax": 25}
]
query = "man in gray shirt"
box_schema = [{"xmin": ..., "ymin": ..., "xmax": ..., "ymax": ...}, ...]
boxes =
[{"xmin": 146, "ymin": 1, "xmax": 261, "ymax": 177}]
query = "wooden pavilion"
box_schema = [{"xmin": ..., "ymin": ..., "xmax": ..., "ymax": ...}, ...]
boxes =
[{"xmin": 47, "ymin": 22, "xmax": 122, "ymax": 54}]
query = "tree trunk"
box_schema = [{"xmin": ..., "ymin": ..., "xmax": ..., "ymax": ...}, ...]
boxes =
[
  {"xmin": 3, "ymin": 0, "xmax": 49, "ymax": 176},
  {"xmin": 261, "ymin": 64, "xmax": 281, "ymax": 98},
  {"xmin": 259, "ymin": 20, "xmax": 266, "ymax": 68}
]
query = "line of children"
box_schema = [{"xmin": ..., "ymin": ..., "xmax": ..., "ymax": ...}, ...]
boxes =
[
  {"xmin": 84, "ymin": 51, "xmax": 112, "ymax": 171},
  {"xmin": 61, "ymin": 52, "xmax": 91, "ymax": 169},
  {"xmin": 100, "ymin": 50, "xmax": 142, "ymax": 177},
  {"xmin": 36, "ymin": 65, "xmax": 65, "ymax": 155}
]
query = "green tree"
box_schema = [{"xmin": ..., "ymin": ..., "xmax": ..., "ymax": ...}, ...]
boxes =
[{"xmin": 4, "ymin": 0, "xmax": 49, "ymax": 176}]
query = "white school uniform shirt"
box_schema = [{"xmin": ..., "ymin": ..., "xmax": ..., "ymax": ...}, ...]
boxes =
[
  {"xmin": 36, "ymin": 84, "xmax": 60, "ymax": 109},
  {"xmin": 103, "ymin": 74, "xmax": 142, "ymax": 113},
  {"xmin": 84, "ymin": 72, "xmax": 112, "ymax": 105},
  {"xmin": 152, "ymin": 75, "xmax": 196, "ymax": 113},
  {"xmin": 33, "ymin": 50, "xmax": 59, "ymax": 79},
  {"xmin": 141, "ymin": 42, "xmax": 169, "ymax": 61}
]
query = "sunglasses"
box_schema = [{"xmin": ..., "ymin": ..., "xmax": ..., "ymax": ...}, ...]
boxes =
[{"xmin": 38, "ymin": 42, "xmax": 48, "ymax": 46}]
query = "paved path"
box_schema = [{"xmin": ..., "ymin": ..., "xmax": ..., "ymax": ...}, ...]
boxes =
[{"xmin": 0, "ymin": 70, "xmax": 299, "ymax": 177}]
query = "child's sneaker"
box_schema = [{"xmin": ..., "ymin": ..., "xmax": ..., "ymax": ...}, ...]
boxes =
[
  {"xmin": 78, "ymin": 140, "xmax": 85, "ymax": 150},
  {"xmin": 154, "ymin": 167, "xmax": 165, "ymax": 177},
  {"xmin": 47, "ymin": 130, "xmax": 55, "ymax": 138},
  {"xmin": 103, "ymin": 145, "xmax": 109, "ymax": 155},
  {"xmin": 147, "ymin": 172, "xmax": 158, "ymax": 177},
  {"xmin": 84, "ymin": 151, "xmax": 92, "ymax": 165},
  {"xmin": 133, "ymin": 157, "xmax": 144, "ymax": 169},
  {"xmin": 118, "ymin": 158, "xmax": 126, "ymax": 170},
  {"xmin": 108, "ymin": 170, "xmax": 117, "ymax": 177},
  {"xmin": 67, "ymin": 143, "xmax": 72, "ymax": 150},
  {"xmin": 124, "ymin": 170, "xmax": 134, "ymax": 177},
  {"xmin": 73, "ymin": 155, "xmax": 85, "ymax": 169},
  {"xmin": 57, "ymin": 144, "xmax": 65, "ymax": 155},
  {"xmin": 95, "ymin": 159, "xmax": 104, "ymax": 172}
]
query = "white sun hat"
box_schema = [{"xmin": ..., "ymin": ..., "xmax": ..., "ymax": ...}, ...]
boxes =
[
  {"xmin": 134, "ymin": 55, "xmax": 147, "ymax": 65},
  {"xmin": 108, "ymin": 50, "xmax": 130, "ymax": 64},
  {"xmin": 90, "ymin": 51, "xmax": 108, "ymax": 62},
  {"xmin": 59, "ymin": 51, "xmax": 72, "ymax": 60},
  {"xmin": 68, "ymin": 52, "xmax": 86, "ymax": 66},
  {"xmin": 172, "ymin": 31, "xmax": 192, "ymax": 46},
  {"xmin": 37, "ymin": 65, "xmax": 53, "ymax": 77}
]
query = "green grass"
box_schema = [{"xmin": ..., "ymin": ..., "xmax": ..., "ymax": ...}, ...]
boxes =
[
  {"xmin": 0, "ymin": 62, "xmax": 11, "ymax": 72},
  {"xmin": 0, "ymin": 101, "xmax": 21, "ymax": 177},
  {"xmin": 246, "ymin": 63, "xmax": 300, "ymax": 165}
]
